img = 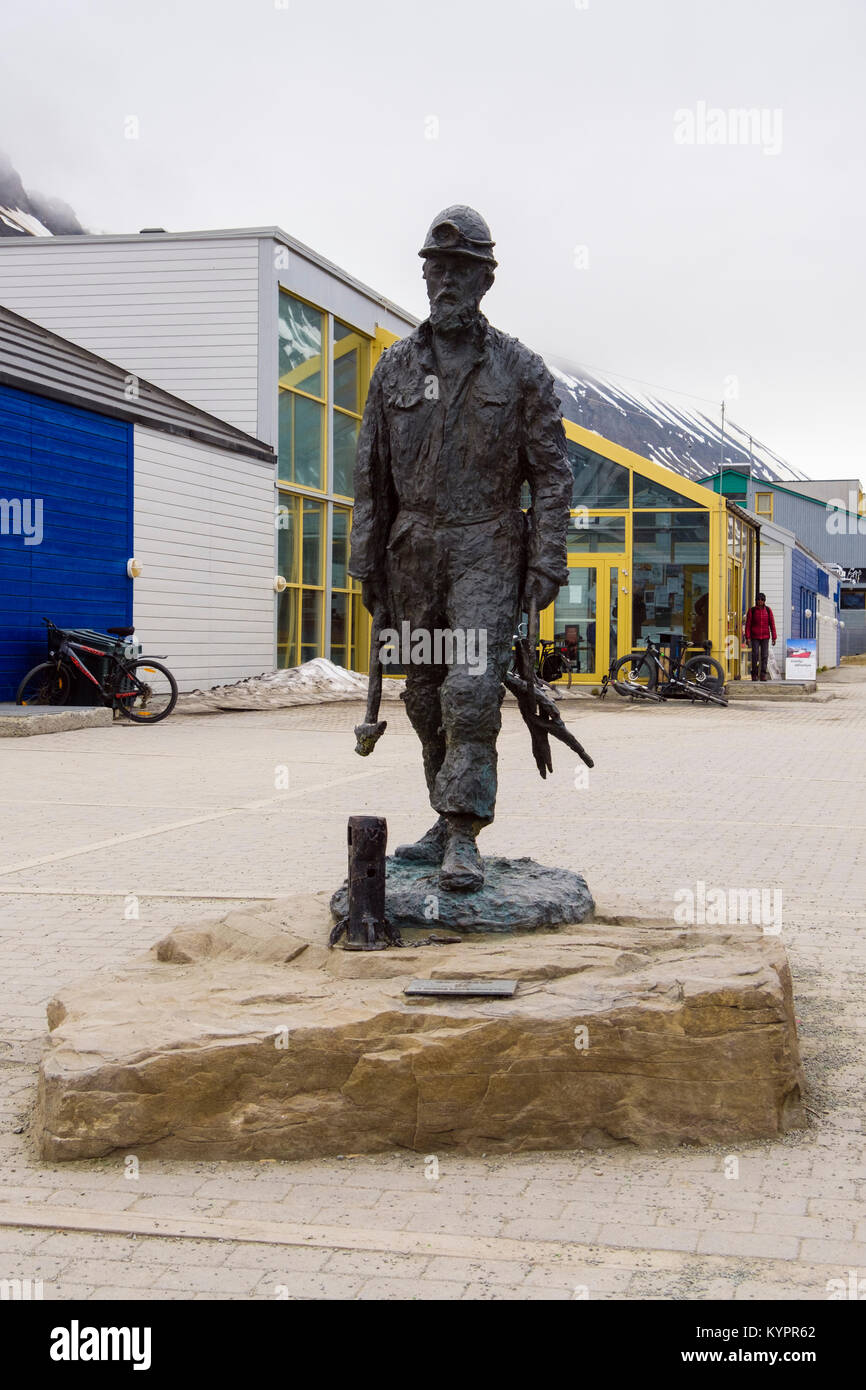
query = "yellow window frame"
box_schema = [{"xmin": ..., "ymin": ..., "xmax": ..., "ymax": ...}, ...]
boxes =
[{"xmin": 755, "ymin": 491, "xmax": 774, "ymax": 519}]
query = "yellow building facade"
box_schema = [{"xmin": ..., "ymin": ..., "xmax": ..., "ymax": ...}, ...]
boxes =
[
  {"xmin": 275, "ymin": 308, "xmax": 756, "ymax": 683},
  {"xmin": 543, "ymin": 421, "xmax": 757, "ymax": 683},
  {"xmin": 275, "ymin": 290, "xmax": 395, "ymax": 679}
]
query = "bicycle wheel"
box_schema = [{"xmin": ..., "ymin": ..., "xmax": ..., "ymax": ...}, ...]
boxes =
[
  {"xmin": 683, "ymin": 654, "xmax": 725, "ymax": 695},
  {"xmin": 540, "ymin": 650, "xmax": 565, "ymax": 683},
  {"xmin": 114, "ymin": 659, "xmax": 178, "ymax": 723},
  {"xmin": 16, "ymin": 661, "xmax": 73, "ymax": 706},
  {"xmin": 612, "ymin": 652, "xmax": 658, "ymax": 698}
]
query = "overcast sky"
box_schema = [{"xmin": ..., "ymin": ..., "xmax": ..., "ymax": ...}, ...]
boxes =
[{"xmin": 2, "ymin": 0, "xmax": 863, "ymax": 479}]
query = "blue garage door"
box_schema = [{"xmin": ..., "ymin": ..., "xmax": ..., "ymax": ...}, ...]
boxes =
[{"xmin": 0, "ymin": 384, "xmax": 133, "ymax": 700}]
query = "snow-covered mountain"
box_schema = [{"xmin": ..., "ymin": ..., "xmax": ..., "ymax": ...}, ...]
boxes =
[
  {"xmin": 549, "ymin": 360, "xmax": 808, "ymax": 485},
  {"xmin": 0, "ymin": 151, "xmax": 84, "ymax": 238}
]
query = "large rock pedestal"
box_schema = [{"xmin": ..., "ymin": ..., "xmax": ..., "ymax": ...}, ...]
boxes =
[{"xmin": 36, "ymin": 895, "xmax": 805, "ymax": 1161}]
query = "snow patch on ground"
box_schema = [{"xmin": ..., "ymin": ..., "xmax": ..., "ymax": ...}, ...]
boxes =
[{"xmin": 177, "ymin": 658, "xmax": 405, "ymax": 713}]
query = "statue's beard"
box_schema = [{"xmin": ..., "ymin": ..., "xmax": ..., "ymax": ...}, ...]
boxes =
[{"xmin": 429, "ymin": 294, "xmax": 481, "ymax": 337}]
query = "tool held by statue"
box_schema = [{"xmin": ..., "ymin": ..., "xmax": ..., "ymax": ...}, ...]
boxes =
[
  {"xmin": 506, "ymin": 596, "xmax": 594, "ymax": 777},
  {"xmin": 354, "ymin": 602, "xmax": 388, "ymax": 756}
]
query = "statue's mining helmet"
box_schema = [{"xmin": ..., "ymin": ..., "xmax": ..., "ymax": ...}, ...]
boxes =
[{"xmin": 418, "ymin": 205, "xmax": 497, "ymax": 267}]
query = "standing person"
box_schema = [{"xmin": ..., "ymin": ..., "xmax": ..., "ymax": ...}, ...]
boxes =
[
  {"xmin": 744, "ymin": 591, "xmax": 777, "ymax": 681},
  {"xmin": 349, "ymin": 205, "xmax": 572, "ymax": 891}
]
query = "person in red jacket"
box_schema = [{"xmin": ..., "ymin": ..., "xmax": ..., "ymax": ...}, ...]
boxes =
[{"xmin": 744, "ymin": 592, "xmax": 777, "ymax": 681}]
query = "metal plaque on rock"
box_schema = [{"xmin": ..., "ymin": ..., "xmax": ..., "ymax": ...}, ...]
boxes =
[{"xmin": 403, "ymin": 978, "xmax": 518, "ymax": 998}]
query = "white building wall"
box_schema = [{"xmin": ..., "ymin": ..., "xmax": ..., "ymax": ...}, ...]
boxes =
[
  {"xmin": 759, "ymin": 541, "xmax": 786, "ymax": 638},
  {"xmin": 0, "ymin": 236, "xmax": 260, "ymax": 436},
  {"xmin": 754, "ymin": 540, "xmax": 785, "ymax": 677},
  {"xmin": 132, "ymin": 426, "xmax": 275, "ymax": 690}
]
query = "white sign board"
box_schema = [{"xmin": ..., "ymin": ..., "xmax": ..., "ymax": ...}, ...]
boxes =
[{"xmin": 785, "ymin": 638, "xmax": 817, "ymax": 680}]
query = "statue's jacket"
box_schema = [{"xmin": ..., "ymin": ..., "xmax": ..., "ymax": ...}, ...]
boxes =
[{"xmin": 349, "ymin": 316, "xmax": 573, "ymax": 591}]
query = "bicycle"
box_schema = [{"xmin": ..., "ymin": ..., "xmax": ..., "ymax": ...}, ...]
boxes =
[
  {"xmin": 600, "ymin": 636, "xmax": 727, "ymax": 707},
  {"xmin": 536, "ymin": 636, "xmax": 577, "ymax": 686},
  {"xmin": 509, "ymin": 627, "xmax": 580, "ymax": 688},
  {"xmin": 16, "ymin": 618, "xmax": 179, "ymax": 724}
]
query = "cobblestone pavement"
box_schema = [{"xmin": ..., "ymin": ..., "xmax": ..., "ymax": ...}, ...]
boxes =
[{"xmin": 1, "ymin": 669, "xmax": 864, "ymax": 1300}]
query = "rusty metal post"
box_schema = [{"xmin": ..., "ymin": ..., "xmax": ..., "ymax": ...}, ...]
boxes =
[{"xmin": 344, "ymin": 815, "xmax": 388, "ymax": 951}]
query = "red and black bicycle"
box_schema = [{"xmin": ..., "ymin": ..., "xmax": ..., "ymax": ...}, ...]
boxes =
[{"xmin": 16, "ymin": 618, "xmax": 178, "ymax": 724}]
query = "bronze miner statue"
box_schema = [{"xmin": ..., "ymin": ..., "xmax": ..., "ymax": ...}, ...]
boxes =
[{"xmin": 350, "ymin": 205, "xmax": 589, "ymax": 895}]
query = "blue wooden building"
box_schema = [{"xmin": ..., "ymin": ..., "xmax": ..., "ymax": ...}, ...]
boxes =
[
  {"xmin": 0, "ymin": 384, "xmax": 133, "ymax": 699},
  {"xmin": 0, "ymin": 305, "xmax": 275, "ymax": 701}
]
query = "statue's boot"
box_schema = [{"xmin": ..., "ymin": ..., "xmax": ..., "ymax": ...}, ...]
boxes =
[
  {"xmin": 394, "ymin": 816, "xmax": 448, "ymax": 865},
  {"xmin": 439, "ymin": 815, "xmax": 484, "ymax": 892}
]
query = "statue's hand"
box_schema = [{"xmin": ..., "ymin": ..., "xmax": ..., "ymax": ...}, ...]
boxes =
[{"xmin": 523, "ymin": 569, "xmax": 560, "ymax": 613}]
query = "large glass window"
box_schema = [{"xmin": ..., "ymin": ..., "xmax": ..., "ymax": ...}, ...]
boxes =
[
  {"xmin": 330, "ymin": 591, "xmax": 350, "ymax": 668},
  {"xmin": 278, "ymin": 292, "xmax": 326, "ymax": 490},
  {"xmin": 276, "ymin": 587, "xmax": 300, "ymax": 672},
  {"xmin": 567, "ymin": 440, "xmax": 630, "ymax": 509},
  {"xmin": 330, "ymin": 505, "xmax": 363, "ymax": 670},
  {"xmin": 567, "ymin": 514, "xmax": 626, "ymax": 552},
  {"xmin": 276, "ymin": 493, "xmax": 301, "ymax": 586},
  {"xmin": 633, "ymin": 475, "xmax": 702, "ymax": 508},
  {"xmin": 332, "ymin": 507, "xmax": 350, "ymax": 591},
  {"xmin": 276, "ymin": 295, "xmax": 372, "ymax": 668},
  {"xmin": 632, "ymin": 512, "xmax": 710, "ymax": 644},
  {"xmin": 302, "ymin": 497, "xmax": 323, "ymax": 586},
  {"xmin": 278, "ymin": 391, "xmax": 324, "ymax": 491},
  {"xmin": 332, "ymin": 321, "xmax": 369, "ymax": 498},
  {"xmin": 279, "ymin": 294, "xmax": 324, "ymax": 397},
  {"xmin": 334, "ymin": 322, "xmax": 366, "ymax": 413},
  {"xmin": 300, "ymin": 589, "xmax": 322, "ymax": 663},
  {"xmin": 333, "ymin": 410, "xmax": 359, "ymax": 499}
]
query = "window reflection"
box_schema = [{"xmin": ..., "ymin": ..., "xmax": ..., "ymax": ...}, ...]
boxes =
[
  {"xmin": 333, "ymin": 411, "xmax": 359, "ymax": 498},
  {"xmin": 279, "ymin": 294, "xmax": 324, "ymax": 399},
  {"xmin": 567, "ymin": 441, "xmax": 630, "ymax": 508},
  {"xmin": 567, "ymin": 515, "xmax": 626, "ymax": 552},
  {"xmin": 632, "ymin": 512, "xmax": 709, "ymax": 643},
  {"xmin": 334, "ymin": 322, "xmax": 364, "ymax": 413},
  {"xmin": 633, "ymin": 475, "xmax": 702, "ymax": 508}
]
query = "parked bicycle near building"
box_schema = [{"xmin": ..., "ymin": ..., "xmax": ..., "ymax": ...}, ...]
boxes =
[
  {"xmin": 600, "ymin": 635, "xmax": 727, "ymax": 706},
  {"xmin": 16, "ymin": 619, "xmax": 178, "ymax": 723},
  {"xmin": 509, "ymin": 624, "xmax": 581, "ymax": 689}
]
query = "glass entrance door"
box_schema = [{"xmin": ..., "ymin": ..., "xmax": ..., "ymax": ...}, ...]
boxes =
[
  {"xmin": 540, "ymin": 538, "xmax": 627, "ymax": 684},
  {"xmin": 727, "ymin": 558, "xmax": 742, "ymax": 680},
  {"xmin": 553, "ymin": 565, "xmax": 599, "ymax": 678}
]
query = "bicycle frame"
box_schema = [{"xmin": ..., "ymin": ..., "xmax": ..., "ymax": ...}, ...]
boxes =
[
  {"xmin": 646, "ymin": 644, "xmax": 679, "ymax": 691},
  {"xmin": 53, "ymin": 635, "xmax": 165, "ymax": 704},
  {"xmin": 52, "ymin": 636, "xmax": 129, "ymax": 700},
  {"xmin": 58, "ymin": 640, "xmax": 112, "ymax": 695}
]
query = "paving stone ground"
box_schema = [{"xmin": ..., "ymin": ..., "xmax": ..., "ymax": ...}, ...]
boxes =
[{"xmin": 1, "ymin": 667, "xmax": 864, "ymax": 1301}]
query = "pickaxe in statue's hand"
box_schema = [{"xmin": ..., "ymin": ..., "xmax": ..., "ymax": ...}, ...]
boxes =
[
  {"xmin": 354, "ymin": 602, "xmax": 389, "ymax": 756},
  {"xmin": 513, "ymin": 597, "xmax": 551, "ymax": 777},
  {"xmin": 507, "ymin": 595, "xmax": 595, "ymax": 777}
]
